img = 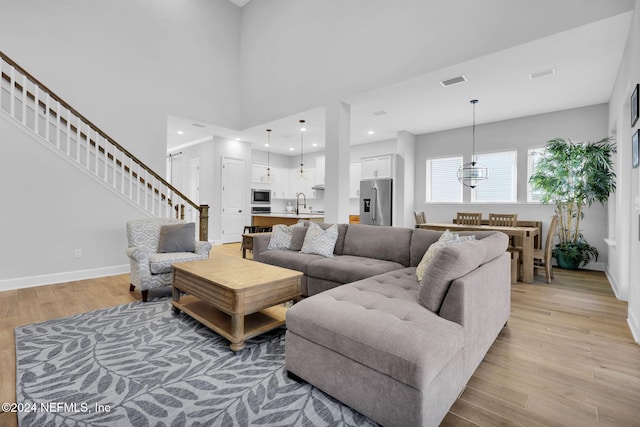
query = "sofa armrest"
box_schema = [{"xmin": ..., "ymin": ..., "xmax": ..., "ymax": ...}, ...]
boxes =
[
  {"xmin": 195, "ymin": 241, "xmax": 212, "ymax": 257},
  {"xmin": 438, "ymin": 252, "xmax": 510, "ymax": 382},
  {"xmin": 126, "ymin": 246, "xmax": 150, "ymax": 263},
  {"xmin": 251, "ymin": 233, "xmax": 272, "ymax": 262}
]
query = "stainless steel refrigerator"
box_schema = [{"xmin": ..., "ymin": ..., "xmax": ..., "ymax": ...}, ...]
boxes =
[{"xmin": 359, "ymin": 178, "xmax": 392, "ymax": 226}]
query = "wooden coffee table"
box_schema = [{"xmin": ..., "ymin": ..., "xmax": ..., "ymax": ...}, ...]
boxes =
[{"xmin": 171, "ymin": 255, "xmax": 302, "ymax": 351}]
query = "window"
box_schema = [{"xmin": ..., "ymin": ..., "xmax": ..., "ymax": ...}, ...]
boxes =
[
  {"xmin": 426, "ymin": 156, "xmax": 463, "ymax": 202},
  {"xmin": 472, "ymin": 151, "xmax": 517, "ymax": 203},
  {"xmin": 527, "ymin": 148, "xmax": 544, "ymax": 202}
]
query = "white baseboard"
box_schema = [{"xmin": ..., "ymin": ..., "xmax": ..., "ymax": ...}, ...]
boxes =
[
  {"xmin": 0, "ymin": 265, "xmax": 130, "ymax": 292},
  {"xmin": 628, "ymin": 310, "xmax": 640, "ymax": 345}
]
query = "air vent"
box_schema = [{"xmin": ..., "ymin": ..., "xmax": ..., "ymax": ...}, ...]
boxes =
[
  {"xmin": 529, "ymin": 68, "xmax": 556, "ymax": 79},
  {"xmin": 192, "ymin": 123, "xmax": 206, "ymax": 128},
  {"xmin": 440, "ymin": 75, "xmax": 467, "ymax": 87},
  {"xmin": 373, "ymin": 110, "xmax": 387, "ymax": 116}
]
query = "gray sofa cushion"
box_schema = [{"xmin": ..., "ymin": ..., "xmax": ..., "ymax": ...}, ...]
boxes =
[
  {"xmin": 258, "ymin": 249, "xmax": 325, "ymax": 275},
  {"xmin": 419, "ymin": 232, "xmax": 508, "ymax": 313},
  {"xmin": 286, "ymin": 267, "xmax": 464, "ymax": 389},
  {"xmin": 342, "ymin": 224, "xmax": 413, "ymax": 266},
  {"xmin": 158, "ymin": 223, "xmax": 196, "ymax": 253},
  {"xmin": 306, "ymin": 255, "xmax": 405, "ymax": 284},
  {"xmin": 410, "ymin": 229, "xmax": 504, "ymax": 267}
]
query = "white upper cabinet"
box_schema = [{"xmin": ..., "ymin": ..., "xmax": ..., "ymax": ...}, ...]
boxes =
[
  {"xmin": 361, "ymin": 155, "xmax": 394, "ymax": 179},
  {"xmin": 251, "ymin": 164, "xmax": 271, "ymax": 184},
  {"xmin": 349, "ymin": 162, "xmax": 362, "ymax": 198},
  {"xmin": 315, "ymin": 156, "xmax": 325, "ymax": 186},
  {"xmin": 271, "ymin": 167, "xmax": 289, "ymax": 199}
]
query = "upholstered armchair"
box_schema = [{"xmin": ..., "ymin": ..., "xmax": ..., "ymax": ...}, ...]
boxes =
[{"xmin": 126, "ymin": 218, "xmax": 212, "ymax": 301}]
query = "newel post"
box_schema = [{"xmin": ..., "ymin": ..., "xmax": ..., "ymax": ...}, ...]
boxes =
[{"xmin": 199, "ymin": 205, "xmax": 209, "ymax": 241}]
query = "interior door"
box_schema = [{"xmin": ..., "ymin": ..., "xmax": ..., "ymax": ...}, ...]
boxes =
[{"xmin": 221, "ymin": 157, "xmax": 245, "ymax": 243}]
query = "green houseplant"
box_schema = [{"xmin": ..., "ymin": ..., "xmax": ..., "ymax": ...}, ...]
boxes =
[{"xmin": 529, "ymin": 137, "xmax": 616, "ymax": 269}]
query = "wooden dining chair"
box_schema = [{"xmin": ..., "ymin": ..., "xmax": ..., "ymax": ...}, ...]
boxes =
[
  {"xmin": 456, "ymin": 212, "xmax": 482, "ymax": 225},
  {"xmin": 414, "ymin": 211, "xmax": 426, "ymax": 227},
  {"xmin": 533, "ymin": 215, "xmax": 558, "ymax": 283},
  {"xmin": 488, "ymin": 213, "xmax": 518, "ymax": 227}
]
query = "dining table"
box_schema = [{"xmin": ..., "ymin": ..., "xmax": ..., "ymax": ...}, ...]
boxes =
[{"xmin": 417, "ymin": 222, "xmax": 540, "ymax": 284}]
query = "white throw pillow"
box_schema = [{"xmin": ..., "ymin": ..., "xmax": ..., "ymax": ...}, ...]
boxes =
[
  {"xmin": 415, "ymin": 230, "xmax": 460, "ymax": 282},
  {"xmin": 267, "ymin": 223, "xmax": 304, "ymax": 250},
  {"xmin": 300, "ymin": 222, "xmax": 339, "ymax": 257}
]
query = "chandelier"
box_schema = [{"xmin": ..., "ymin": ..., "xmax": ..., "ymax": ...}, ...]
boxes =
[
  {"xmin": 457, "ymin": 99, "xmax": 488, "ymax": 188},
  {"xmin": 297, "ymin": 119, "xmax": 307, "ymax": 179},
  {"xmin": 265, "ymin": 128, "xmax": 272, "ymax": 182}
]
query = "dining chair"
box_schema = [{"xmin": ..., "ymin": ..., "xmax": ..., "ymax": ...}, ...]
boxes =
[
  {"xmin": 414, "ymin": 211, "xmax": 426, "ymax": 227},
  {"xmin": 533, "ymin": 215, "xmax": 558, "ymax": 283},
  {"xmin": 456, "ymin": 212, "xmax": 482, "ymax": 225},
  {"xmin": 488, "ymin": 213, "xmax": 518, "ymax": 227}
]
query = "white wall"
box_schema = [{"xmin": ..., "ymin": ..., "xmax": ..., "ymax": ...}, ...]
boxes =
[
  {"xmin": 238, "ymin": 0, "xmax": 634, "ymax": 128},
  {"xmin": 608, "ymin": 0, "xmax": 640, "ymax": 343},
  {"xmin": 0, "ymin": 115, "xmax": 147, "ymax": 288},
  {"xmin": 415, "ymin": 104, "xmax": 611, "ymax": 270},
  {"xmin": 0, "ymin": 0, "xmax": 241, "ymax": 173}
]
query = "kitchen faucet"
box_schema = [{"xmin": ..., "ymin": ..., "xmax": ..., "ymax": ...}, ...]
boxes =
[{"xmin": 296, "ymin": 192, "xmax": 307, "ymax": 215}]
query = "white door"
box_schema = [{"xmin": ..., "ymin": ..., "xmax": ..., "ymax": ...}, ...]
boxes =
[
  {"xmin": 221, "ymin": 157, "xmax": 245, "ymax": 243},
  {"xmin": 186, "ymin": 158, "xmax": 200, "ymax": 223}
]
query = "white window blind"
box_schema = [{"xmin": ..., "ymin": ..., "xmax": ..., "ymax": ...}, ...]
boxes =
[
  {"xmin": 472, "ymin": 151, "xmax": 517, "ymax": 202},
  {"xmin": 426, "ymin": 156, "xmax": 463, "ymax": 202},
  {"xmin": 527, "ymin": 148, "xmax": 544, "ymax": 202}
]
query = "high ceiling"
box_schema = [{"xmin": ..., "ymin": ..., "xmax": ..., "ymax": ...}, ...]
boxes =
[{"xmin": 167, "ymin": 9, "xmax": 632, "ymax": 156}]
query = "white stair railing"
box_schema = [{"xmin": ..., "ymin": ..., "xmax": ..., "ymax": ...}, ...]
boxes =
[{"xmin": 0, "ymin": 51, "xmax": 208, "ymax": 240}]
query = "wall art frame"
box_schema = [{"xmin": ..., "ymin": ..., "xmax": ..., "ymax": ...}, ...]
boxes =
[{"xmin": 632, "ymin": 83, "xmax": 639, "ymax": 127}]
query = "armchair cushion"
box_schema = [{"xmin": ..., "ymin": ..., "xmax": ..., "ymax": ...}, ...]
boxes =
[
  {"xmin": 158, "ymin": 223, "xmax": 196, "ymax": 253},
  {"xmin": 149, "ymin": 252, "xmax": 207, "ymax": 274}
]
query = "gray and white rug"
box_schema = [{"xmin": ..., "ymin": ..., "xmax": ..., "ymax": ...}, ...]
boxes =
[{"xmin": 15, "ymin": 299, "xmax": 377, "ymax": 426}]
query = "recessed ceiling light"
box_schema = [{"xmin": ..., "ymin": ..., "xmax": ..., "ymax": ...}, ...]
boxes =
[
  {"xmin": 264, "ymin": 143, "xmax": 270, "ymax": 147},
  {"xmin": 177, "ymin": 130, "xmax": 184, "ymax": 135},
  {"xmin": 529, "ymin": 68, "xmax": 556, "ymax": 79},
  {"xmin": 235, "ymin": 138, "xmax": 241, "ymax": 141},
  {"xmin": 368, "ymin": 130, "xmax": 375, "ymax": 135},
  {"xmin": 312, "ymin": 143, "xmax": 317, "ymax": 147},
  {"xmin": 440, "ymin": 75, "xmax": 467, "ymax": 87},
  {"xmin": 289, "ymin": 147, "xmax": 294, "ymax": 151}
]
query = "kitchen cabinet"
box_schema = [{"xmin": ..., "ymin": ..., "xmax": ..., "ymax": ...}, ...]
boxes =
[
  {"xmin": 271, "ymin": 167, "xmax": 289, "ymax": 199},
  {"xmin": 315, "ymin": 156, "xmax": 325, "ymax": 187},
  {"xmin": 349, "ymin": 162, "xmax": 361, "ymax": 198},
  {"xmin": 251, "ymin": 164, "xmax": 271, "ymax": 184},
  {"xmin": 361, "ymin": 155, "xmax": 393, "ymax": 179}
]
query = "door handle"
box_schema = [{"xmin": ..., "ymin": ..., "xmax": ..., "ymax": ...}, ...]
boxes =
[
  {"xmin": 238, "ymin": 210, "xmax": 242, "ymax": 213},
  {"xmin": 371, "ymin": 187, "xmax": 377, "ymax": 223}
]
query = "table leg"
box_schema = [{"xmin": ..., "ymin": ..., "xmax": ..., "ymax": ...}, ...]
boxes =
[
  {"xmin": 521, "ymin": 233, "xmax": 534, "ymax": 283},
  {"xmin": 230, "ymin": 314, "xmax": 245, "ymax": 351}
]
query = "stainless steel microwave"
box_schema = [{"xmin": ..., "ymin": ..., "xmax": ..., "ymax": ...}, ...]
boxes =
[{"xmin": 251, "ymin": 188, "xmax": 271, "ymax": 204}]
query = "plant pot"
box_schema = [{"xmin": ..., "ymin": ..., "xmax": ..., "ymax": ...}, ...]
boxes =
[{"xmin": 555, "ymin": 252, "xmax": 581, "ymax": 270}]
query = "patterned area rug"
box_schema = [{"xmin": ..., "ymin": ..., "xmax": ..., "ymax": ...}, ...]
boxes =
[{"xmin": 15, "ymin": 299, "xmax": 377, "ymax": 426}]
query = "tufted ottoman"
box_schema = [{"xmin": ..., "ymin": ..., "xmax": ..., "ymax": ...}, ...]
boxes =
[{"xmin": 285, "ymin": 268, "xmax": 467, "ymax": 427}]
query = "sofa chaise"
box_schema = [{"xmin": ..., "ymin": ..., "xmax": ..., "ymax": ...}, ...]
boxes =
[{"xmin": 252, "ymin": 222, "xmax": 510, "ymax": 426}]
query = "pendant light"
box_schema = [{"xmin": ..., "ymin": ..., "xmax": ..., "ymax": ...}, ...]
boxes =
[
  {"xmin": 265, "ymin": 128, "xmax": 272, "ymax": 183},
  {"xmin": 298, "ymin": 119, "xmax": 307, "ymax": 180},
  {"xmin": 457, "ymin": 99, "xmax": 488, "ymax": 188}
]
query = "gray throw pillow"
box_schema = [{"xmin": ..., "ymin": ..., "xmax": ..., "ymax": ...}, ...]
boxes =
[
  {"xmin": 158, "ymin": 223, "xmax": 196, "ymax": 253},
  {"xmin": 289, "ymin": 226, "xmax": 309, "ymax": 251}
]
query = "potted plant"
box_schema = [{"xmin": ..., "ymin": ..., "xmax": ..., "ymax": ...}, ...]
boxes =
[{"xmin": 529, "ymin": 137, "xmax": 616, "ymax": 269}]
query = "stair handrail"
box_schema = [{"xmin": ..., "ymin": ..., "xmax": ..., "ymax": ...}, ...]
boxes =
[{"xmin": 0, "ymin": 50, "xmax": 209, "ymax": 240}]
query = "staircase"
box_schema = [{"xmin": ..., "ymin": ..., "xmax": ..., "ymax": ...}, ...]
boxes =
[{"xmin": 0, "ymin": 51, "xmax": 208, "ymax": 240}]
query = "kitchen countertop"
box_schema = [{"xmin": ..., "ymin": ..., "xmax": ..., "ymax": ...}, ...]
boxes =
[{"xmin": 252, "ymin": 212, "xmax": 324, "ymax": 219}]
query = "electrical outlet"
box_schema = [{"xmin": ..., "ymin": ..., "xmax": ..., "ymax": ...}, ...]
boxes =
[{"xmin": 74, "ymin": 249, "xmax": 82, "ymax": 258}]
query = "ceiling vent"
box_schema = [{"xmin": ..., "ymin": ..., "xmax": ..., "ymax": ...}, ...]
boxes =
[
  {"xmin": 440, "ymin": 75, "xmax": 467, "ymax": 87},
  {"xmin": 373, "ymin": 110, "xmax": 387, "ymax": 116},
  {"xmin": 191, "ymin": 123, "xmax": 206, "ymax": 128},
  {"xmin": 529, "ymin": 68, "xmax": 556, "ymax": 79}
]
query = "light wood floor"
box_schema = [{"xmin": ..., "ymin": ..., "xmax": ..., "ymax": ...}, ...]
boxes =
[{"xmin": 1, "ymin": 243, "xmax": 639, "ymax": 426}]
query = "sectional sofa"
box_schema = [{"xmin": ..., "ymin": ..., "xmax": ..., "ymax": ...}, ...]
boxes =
[{"xmin": 252, "ymin": 222, "xmax": 511, "ymax": 426}]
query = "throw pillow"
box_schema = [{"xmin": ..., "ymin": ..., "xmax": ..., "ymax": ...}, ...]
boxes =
[
  {"xmin": 267, "ymin": 223, "xmax": 303, "ymax": 250},
  {"xmin": 415, "ymin": 230, "xmax": 459, "ymax": 282},
  {"xmin": 301, "ymin": 222, "xmax": 339, "ymax": 257},
  {"xmin": 289, "ymin": 225, "xmax": 309, "ymax": 251},
  {"xmin": 158, "ymin": 223, "xmax": 196, "ymax": 253}
]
